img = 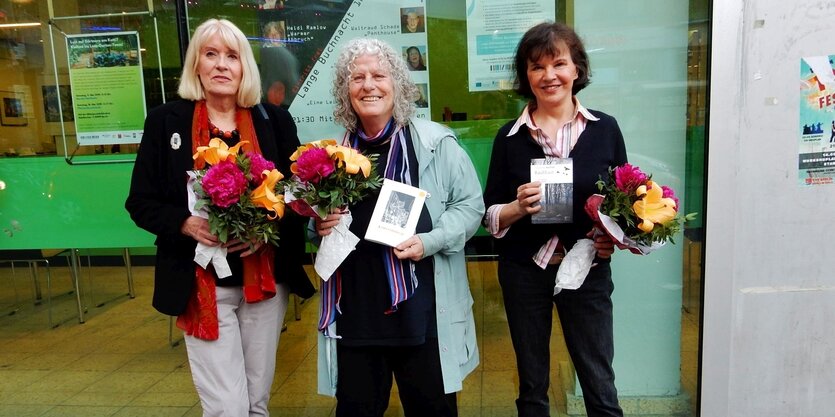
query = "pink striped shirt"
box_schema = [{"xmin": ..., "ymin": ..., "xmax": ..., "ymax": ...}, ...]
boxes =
[{"xmin": 485, "ymin": 99, "xmax": 599, "ymax": 269}]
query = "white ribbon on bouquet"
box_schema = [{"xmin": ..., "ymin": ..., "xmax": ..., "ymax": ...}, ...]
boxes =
[{"xmin": 187, "ymin": 171, "xmax": 232, "ymax": 278}]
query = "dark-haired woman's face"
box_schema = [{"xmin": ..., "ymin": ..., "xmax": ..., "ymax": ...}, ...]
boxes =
[
  {"xmin": 408, "ymin": 49, "xmax": 421, "ymax": 67},
  {"xmin": 526, "ymin": 44, "xmax": 577, "ymax": 109}
]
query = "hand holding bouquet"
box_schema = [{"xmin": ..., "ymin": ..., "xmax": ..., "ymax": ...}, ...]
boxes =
[
  {"xmin": 283, "ymin": 139, "xmax": 382, "ymax": 279},
  {"xmin": 586, "ymin": 163, "xmax": 696, "ymax": 254},
  {"xmin": 191, "ymin": 138, "xmax": 286, "ymax": 251},
  {"xmin": 555, "ymin": 163, "xmax": 696, "ymax": 294}
]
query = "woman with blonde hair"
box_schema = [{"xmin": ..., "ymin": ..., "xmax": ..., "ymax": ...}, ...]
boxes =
[{"xmin": 126, "ymin": 18, "xmax": 313, "ymax": 416}]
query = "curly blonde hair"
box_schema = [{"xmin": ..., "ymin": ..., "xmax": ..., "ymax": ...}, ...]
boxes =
[{"xmin": 332, "ymin": 38, "xmax": 419, "ymax": 132}]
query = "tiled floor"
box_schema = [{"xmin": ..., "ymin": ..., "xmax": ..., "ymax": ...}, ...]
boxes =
[{"xmin": 0, "ymin": 255, "xmax": 699, "ymax": 417}]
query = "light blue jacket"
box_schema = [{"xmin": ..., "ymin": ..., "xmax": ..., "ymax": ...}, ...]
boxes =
[{"xmin": 318, "ymin": 118, "xmax": 485, "ymax": 396}]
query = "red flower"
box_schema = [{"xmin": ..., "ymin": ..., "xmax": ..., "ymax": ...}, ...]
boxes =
[
  {"xmin": 294, "ymin": 147, "xmax": 335, "ymax": 184},
  {"xmin": 247, "ymin": 152, "xmax": 276, "ymax": 186},
  {"xmin": 202, "ymin": 160, "xmax": 248, "ymax": 208},
  {"xmin": 661, "ymin": 185, "xmax": 679, "ymax": 212},
  {"xmin": 614, "ymin": 163, "xmax": 648, "ymax": 193}
]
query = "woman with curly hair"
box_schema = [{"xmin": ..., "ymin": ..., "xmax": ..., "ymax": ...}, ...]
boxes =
[{"xmin": 314, "ymin": 38, "xmax": 484, "ymax": 417}]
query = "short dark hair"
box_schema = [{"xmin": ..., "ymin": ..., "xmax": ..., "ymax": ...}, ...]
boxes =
[{"xmin": 513, "ymin": 22, "xmax": 591, "ymax": 99}]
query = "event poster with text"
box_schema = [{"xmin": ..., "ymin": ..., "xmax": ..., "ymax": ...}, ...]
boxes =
[
  {"xmin": 465, "ymin": 0, "xmax": 555, "ymax": 92},
  {"xmin": 264, "ymin": 0, "xmax": 429, "ymax": 143},
  {"xmin": 799, "ymin": 55, "xmax": 835, "ymax": 186},
  {"xmin": 66, "ymin": 32, "xmax": 146, "ymax": 146}
]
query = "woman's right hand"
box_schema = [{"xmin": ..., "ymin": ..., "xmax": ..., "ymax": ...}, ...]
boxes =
[
  {"xmin": 514, "ymin": 181, "xmax": 542, "ymax": 216},
  {"xmin": 181, "ymin": 216, "xmax": 220, "ymax": 246},
  {"xmin": 315, "ymin": 212, "xmax": 343, "ymax": 237},
  {"xmin": 497, "ymin": 182, "xmax": 542, "ymax": 229}
]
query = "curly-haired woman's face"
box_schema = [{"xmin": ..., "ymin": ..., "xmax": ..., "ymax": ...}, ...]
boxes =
[{"xmin": 349, "ymin": 54, "xmax": 395, "ymax": 130}]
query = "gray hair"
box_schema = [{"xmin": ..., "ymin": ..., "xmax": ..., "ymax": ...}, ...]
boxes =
[{"xmin": 332, "ymin": 38, "xmax": 419, "ymax": 132}]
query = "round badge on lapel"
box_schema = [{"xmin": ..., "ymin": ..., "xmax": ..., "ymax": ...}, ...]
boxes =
[{"xmin": 170, "ymin": 133, "xmax": 181, "ymax": 150}]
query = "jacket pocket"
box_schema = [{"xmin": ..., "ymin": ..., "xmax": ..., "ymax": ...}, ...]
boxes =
[{"xmin": 448, "ymin": 296, "xmax": 477, "ymax": 365}]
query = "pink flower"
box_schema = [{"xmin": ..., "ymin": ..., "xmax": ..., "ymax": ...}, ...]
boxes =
[
  {"xmin": 614, "ymin": 163, "xmax": 648, "ymax": 193},
  {"xmin": 202, "ymin": 160, "xmax": 248, "ymax": 208},
  {"xmin": 294, "ymin": 148, "xmax": 335, "ymax": 184},
  {"xmin": 247, "ymin": 152, "xmax": 276, "ymax": 186},
  {"xmin": 661, "ymin": 185, "xmax": 680, "ymax": 212}
]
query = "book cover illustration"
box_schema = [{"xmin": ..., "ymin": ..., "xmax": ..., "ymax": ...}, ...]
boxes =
[
  {"xmin": 530, "ymin": 158, "xmax": 573, "ymax": 224},
  {"xmin": 365, "ymin": 179, "xmax": 428, "ymax": 247}
]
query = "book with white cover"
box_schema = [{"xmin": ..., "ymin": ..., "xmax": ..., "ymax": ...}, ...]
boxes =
[
  {"xmin": 530, "ymin": 158, "xmax": 573, "ymax": 224},
  {"xmin": 364, "ymin": 179, "xmax": 428, "ymax": 247}
]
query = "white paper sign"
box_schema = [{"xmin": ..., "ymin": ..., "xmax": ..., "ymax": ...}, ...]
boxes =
[{"xmin": 465, "ymin": 0, "xmax": 556, "ymax": 92}]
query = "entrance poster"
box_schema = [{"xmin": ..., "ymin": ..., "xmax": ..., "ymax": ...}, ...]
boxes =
[
  {"xmin": 799, "ymin": 55, "xmax": 835, "ymax": 186},
  {"xmin": 66, "ymin": 32, "xmax": 146, "ymax": 146},
  {"xmin": 465, "ymin": 0, "xmax": 555, "ymax": 92},
  {"xmin": 259, "ymin": 0, "xmax": 429, "ymax": 143}
]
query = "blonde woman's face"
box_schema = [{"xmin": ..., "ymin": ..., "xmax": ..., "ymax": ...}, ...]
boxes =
[
  {"xmin": 197, "ymin": 33, "xmax": 242, "ymax": 101},
  {"xmin": 265, "ymin": 27, "xmax": 282, "ymax": 40}
]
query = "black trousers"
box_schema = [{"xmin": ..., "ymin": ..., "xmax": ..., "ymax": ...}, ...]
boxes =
[
  {"xmin": 499, "ymin": 258, "xmax": 623, "ymax": 417},
  {"xmin": 335, "ymin": 339, "xmax": 458, "ymax": 417}
]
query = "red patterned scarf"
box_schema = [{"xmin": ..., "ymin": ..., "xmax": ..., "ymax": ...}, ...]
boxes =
[{"xmin": 176, "ymin": 100, "xmax": 277, "ymax": 340}]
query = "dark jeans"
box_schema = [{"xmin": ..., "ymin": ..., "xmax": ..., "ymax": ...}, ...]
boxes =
[
  {"xmin": 499, "ymin": 258, "xmax": 623, "ymax": 417},
  {"xmin": 335, "ymin": 339, "xmax": 458, "ymax": 417}
]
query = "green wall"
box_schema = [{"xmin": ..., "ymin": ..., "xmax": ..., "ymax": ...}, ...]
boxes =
[{"xmin": 0, "ymin": 156, "xmax": 153, "ymax": 250}]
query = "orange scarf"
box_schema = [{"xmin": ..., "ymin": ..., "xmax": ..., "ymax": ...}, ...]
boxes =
[{"xmin": 176, "ymin": 100, "xmax": 277, "ymax": 340}]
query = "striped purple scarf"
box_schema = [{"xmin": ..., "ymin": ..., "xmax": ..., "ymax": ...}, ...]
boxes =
[{"xmin": 318, "ymin": 119, "xmax": 419, "ymax": 337}]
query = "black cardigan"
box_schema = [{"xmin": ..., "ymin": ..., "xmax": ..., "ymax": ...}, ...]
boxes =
[
  {"xmin": 125, "ymin": 100, "xmax": 315, "ymax": 316},
  {"xmin": 482, "ymin": 109, "xmax": 628, "ymax": 263}
]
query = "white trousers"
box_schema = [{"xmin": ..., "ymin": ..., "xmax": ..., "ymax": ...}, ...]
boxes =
[{"xmin": 184, "ymin": 283, "xmax": 289, "ymax": 417}]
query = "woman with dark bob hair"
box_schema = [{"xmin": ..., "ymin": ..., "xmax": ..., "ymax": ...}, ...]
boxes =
[
  {"xmin": 482, "ymin": 22, "xmax": 627, "ymax": 417},
  {"xmin": 314, "ymin": 38, "xmax": 484, "ymax": 417},
  {"xmin": 125, "ymin": 18, "xmax": 313, "ymax": 416}
]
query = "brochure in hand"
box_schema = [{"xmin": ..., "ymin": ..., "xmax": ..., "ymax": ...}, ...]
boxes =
[
  {"xmin": 530, "ymin": 157, "xmax": 573, "ymax": 224},
  {"xmin": 364, "ymin": 179, "xmax": 429, "ymax": 247}
]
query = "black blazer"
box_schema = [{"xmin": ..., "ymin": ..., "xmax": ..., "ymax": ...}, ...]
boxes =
[{"xmin": 125, "ymin": 100, "xmax": 315, "ymax": 316}]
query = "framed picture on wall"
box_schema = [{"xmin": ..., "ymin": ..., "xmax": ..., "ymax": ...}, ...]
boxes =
[
  {"xmin": 0, "ymin": 91, "xmax": 27, "ymax": 126},
  {"xmin": 42, "ymin": 85, "xmax": 74, "ymax": 123}
]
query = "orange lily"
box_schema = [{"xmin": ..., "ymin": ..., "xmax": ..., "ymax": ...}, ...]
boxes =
[
  {"xmin": 632, "ymin": 180, "xmax": 677, "ymax": 233},
  {"xmin": 289, "ymin": 139, "xmax": 337, "ymax": 161},
  {"xmin": 251, "ymin": 169, "xmax": 285, "ymax": 220},
  {"xmin": 326, "ymin": 144, "xmax": 372, "ymax": 177},
  {"xmin": 194, "ymin": 138, "xmax": 249, "ymax": 166}
]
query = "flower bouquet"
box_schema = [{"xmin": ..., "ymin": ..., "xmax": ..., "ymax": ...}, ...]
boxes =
[
  {"xmin": 586, "ymin": 163, "xmax": 696, "ymax": 254},
  {"xmin": 554, "ymin": 163, "xmax": 695, "ymax": 294},
  {"xmin": 284, "ymin": 139, "xmax": 382, "ymax": 219},
  {"xmin": 189, "ymin": 138, "xmax": 286, "ymax": 277},
  {"xmin": 283, "ymin": 139, "xmax": 382, "ymax": 279}
]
